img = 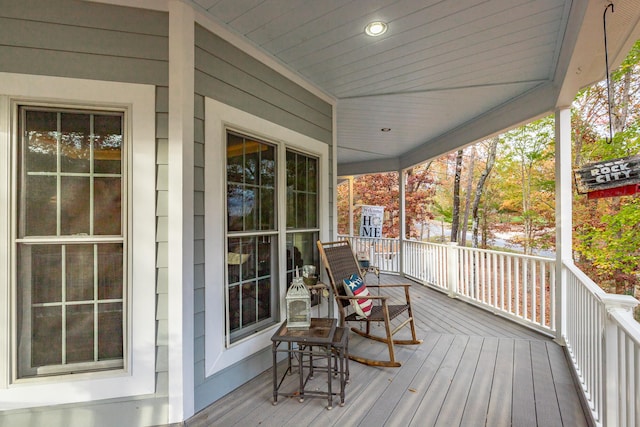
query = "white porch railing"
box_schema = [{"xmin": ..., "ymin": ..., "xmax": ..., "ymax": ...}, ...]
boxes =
[
  {"xmin": 338, "ymin": 235, "xmax": 640, "ymax": 426},
  {"xmin": 404, "ymin": 240, "xmax": 555, "ymax": 335},
  {"xmin": 564, "ymin": 262, "xmax": 640, "ymax": 427}
]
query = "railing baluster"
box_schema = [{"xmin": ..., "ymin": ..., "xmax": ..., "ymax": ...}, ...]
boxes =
[
  {"xmin": 515, "ymin": 258, "xmax": 520, "ymax": 317},
  {"xmin": 532, "ymin": 259, "xmax": 537, "ymax": 323},
  {"xmin": 507, "ymin": 256, "xmax": 512, "ymax": 314},
  {"xmin": 499, "ymin": 254, "xmax": 505, "ymax": 310},
  {"xmin": 491, "ymin": 252, "xmax": 496, "ymax": 308}
]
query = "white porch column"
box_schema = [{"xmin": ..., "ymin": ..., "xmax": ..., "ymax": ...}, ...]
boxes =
[
  {"xmin": 554, "ymin": 107, "xmax": 572, "ymax": 344},
  {"xmin": 446, "ymin": 242, "xmax": 459, "ymax": 297},
  {"xmin": 399, "ymin": 168, "xmax": 406, "ymax": 276},
  {"xmin": 168, "ymin": 0, "xmax": 195, "ymax": 422}
]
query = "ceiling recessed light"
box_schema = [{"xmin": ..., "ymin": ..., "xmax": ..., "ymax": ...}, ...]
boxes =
[
  {"xmin": 365, "ymin": 21, "xmax": 388, "ymax": 37},
  {"xmin": 381, "ymin": 128, "xmax": 391, "ymax": 132}
]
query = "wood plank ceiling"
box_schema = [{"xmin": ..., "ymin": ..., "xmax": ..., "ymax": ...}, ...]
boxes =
[{"xmin": 191, "ymin": 0, "xmax": 640, "ymax": 173}]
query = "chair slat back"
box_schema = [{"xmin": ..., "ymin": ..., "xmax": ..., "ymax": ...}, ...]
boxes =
[{"xmin": 317, "ymin": 240, "xmax": 362, "ymax": 311}]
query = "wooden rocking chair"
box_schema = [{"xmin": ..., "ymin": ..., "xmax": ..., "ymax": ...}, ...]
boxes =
[{"xmin": 317, "ymin": 240, "xmax": 422, "ymax": 367}]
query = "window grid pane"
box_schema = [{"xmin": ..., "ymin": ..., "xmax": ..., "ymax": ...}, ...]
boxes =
[
  {"xmin": 20, "ymin": 108, "xmax": 123, "ymax": 239},
  {"xmin": 227, "ymin": 235, "xmax": 275, "ymax": 339},
  {"xmin": 22, "ymin": 243, "xmax": 124, "ymax": 371},
  {"xmin": 227, "ymin": 132, "xmax": 276, "ymax": 233},
  {"xmin": 286, "ymin": 151, "xmax": 318, "ymax": 229}
]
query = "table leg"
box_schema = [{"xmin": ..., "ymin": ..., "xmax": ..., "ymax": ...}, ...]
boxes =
[
  {"xmin": 308, "ymin": 345, "xmax": 315, "ymax": 379},
  {"xmin": 272, "ymin": 342, "xmax": 278, "ymax": 405},
  {"xmin": 326, "ymin": 345, "xmax": 333, "ymax": 410},
  {"xmin": 298, "ymin": 346, "xmax": 305, "ymax": 402}
]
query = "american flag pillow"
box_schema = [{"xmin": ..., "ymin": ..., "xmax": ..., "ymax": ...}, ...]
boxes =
[{"xmin": 343, "ymin": 274, "xmax": 372, "ymax": 318}]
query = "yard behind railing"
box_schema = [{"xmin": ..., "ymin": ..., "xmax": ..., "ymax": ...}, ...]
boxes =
[{"xmin": 339, "ymin": 235, "xmax": 640, "ymax": 427}]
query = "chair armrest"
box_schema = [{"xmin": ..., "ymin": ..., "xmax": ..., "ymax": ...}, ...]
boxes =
[
  {"xmin": 366, "ymin": 284, "xmax": 413, "ymax": 303},
  {"xmin": 335, "ymin": 295, "xmax": 388, "ymax": 301},
  {"xmin": 366, "ymin": 284, "xmax": 412, "ymax": 289}
]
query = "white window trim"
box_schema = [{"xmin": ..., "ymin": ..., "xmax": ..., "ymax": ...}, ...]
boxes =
[
  {"xmin": 0, "ymin": 72, "xmax": 156, "ymax": 410},
  {"xmin": 204, "ymin": 97, "xmax": 329, "ymax": 375}
]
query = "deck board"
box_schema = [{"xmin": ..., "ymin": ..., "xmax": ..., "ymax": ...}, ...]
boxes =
[
  {"xmin": 512, "ymin": 340, "xmax": 537, "ymax": 427},
  {"xmin": 187, "ymin": 275, "xmax": 589, "ymax": 427},
  {"xmin": 459, "ymin": 337, "xmax": 499, "ymax": 426},
  {"xmin": 386, "ymin": 334, "xmax": 455, "ymax": 427},
  {"xmin": 531, "ymin": 341, "xmax": 563, "ymax": 427},
  {"xmin": 433, "ymin": 335, "xmax": 484, "ymax": 426},
  {"xmin": 485, "ymin": 339, "xmax": 515, "ymax": 427},
  {"xmin": 410, "ymin": 334, "xmax": 469, "ymax": 426},
  {"xmin": 358, "ymin": 332, "xmax": 441, "ymax": 426}
]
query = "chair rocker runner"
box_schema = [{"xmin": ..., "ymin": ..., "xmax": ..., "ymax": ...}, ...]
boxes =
[{"xmin": 317, "ymin": 240, "xmax": 422, "ymax": 367}]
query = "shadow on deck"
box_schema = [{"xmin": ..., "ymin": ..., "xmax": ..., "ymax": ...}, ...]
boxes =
[{"xmin": 187, "ymin": 275, "xmax": 589, "ymax": 427}]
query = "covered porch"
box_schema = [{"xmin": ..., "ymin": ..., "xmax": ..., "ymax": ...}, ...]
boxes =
[
  {"xmin": 188, "ymin": 234, "xmax": 640, "ymax": 426},
  {"xmin": 188, "ymin": 274, "xmax": 588, "ymax": 426}
]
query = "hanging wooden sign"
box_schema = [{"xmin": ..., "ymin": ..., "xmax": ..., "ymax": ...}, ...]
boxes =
[
  {"xmin": 575, "ymin": 154, "xmax": 640, "ymax": 194},
  {"xmin": 587, "ymin": 183, "xmax": 640, "ymax": 200}
]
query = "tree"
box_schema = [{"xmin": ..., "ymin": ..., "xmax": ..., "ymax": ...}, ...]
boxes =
[
  {"xmin": 405, "ymin": 162, "xmax": 436, "ymax": 239},
  {"xmin": 450, "ymin": 149, "xmax": 464, "ymax": 242},
  {"xmin": 471, "ymin": 137, "xmax": 498, "ymax": 248},
  {"xmin": 337, "ymin": 166, "xmax": 436, "ymax": 239},
  {"xmin": 572, "ymin": 39, "xmax": 640, "ymax": 295},
  {"xmin": 498, "ymin": 116, "xmax": 555, "ymax": 254},
  {"xmin": 336, "ymin": 179, "xmax": 351, "ymax": 235},
  {"xmin": 351, "ymin": 172, "xmax": 400, "ymax": 237},
  {"xmin": 460, "ymin": 146, "xmax": 476, "ymax": 246}
]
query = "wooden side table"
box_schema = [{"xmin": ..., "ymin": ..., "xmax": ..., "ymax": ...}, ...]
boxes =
[{"xmin": 271, "ymin": 318, "xmax": 348, "ymax": 409}]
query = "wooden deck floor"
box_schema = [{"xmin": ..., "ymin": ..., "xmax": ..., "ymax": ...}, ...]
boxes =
[{"xmin": 188, "ymin": 275, "xmax": 589, "ymax": 427}]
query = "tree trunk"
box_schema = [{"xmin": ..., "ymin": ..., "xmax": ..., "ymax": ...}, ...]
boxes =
[
  {"xmin": 472, "ymin": 137, "xmax": 498, "ymax": 248},
  {"xmin": 460, "ymin": 147, "xmax": 476, "ymax": 246},
  {"xmin": 451, "ymin": 149, "xmax": 464, "ymax": 242},
  {"xmin": 614, "ymin": 69, "xmax": 633, "ymax": 133}
]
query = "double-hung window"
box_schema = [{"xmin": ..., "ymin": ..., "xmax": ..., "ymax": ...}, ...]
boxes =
[
  {"xmin": 224, "ymin": 131, "xmax": 323, "ymax": 344},
  {"xmin": 15, "ymin": 106, "xmax": 125, "ymax": 378},
  {"xmin": 226, "ymin": 131, "xmax": 277, "ymax": 343}
]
